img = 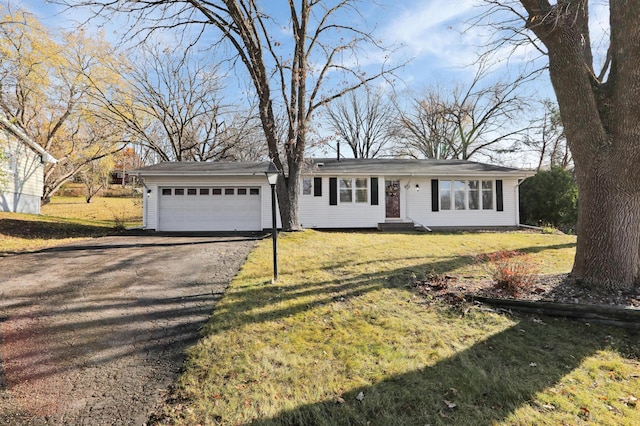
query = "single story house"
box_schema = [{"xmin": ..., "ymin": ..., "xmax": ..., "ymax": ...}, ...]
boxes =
[
  {"xmin": 1, "ymin": 115, "xmax": 57, "ymax": 214},
  {"xmin": 132, "ymin": 158, "xmax": 534, "ymax": 232}
]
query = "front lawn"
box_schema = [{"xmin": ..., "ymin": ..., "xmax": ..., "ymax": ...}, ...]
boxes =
[
  {"xmin": 0, "ymin": 196, "xmax": 141, "ymax": 254},
  {"xmin": 154, "ymin": 231, "xmax": 639, "ymax": 425}
]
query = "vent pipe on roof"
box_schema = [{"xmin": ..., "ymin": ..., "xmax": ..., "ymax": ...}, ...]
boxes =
[{"xmin": 337, "ymin": 142, "xmax": 340, "ymax": 162}]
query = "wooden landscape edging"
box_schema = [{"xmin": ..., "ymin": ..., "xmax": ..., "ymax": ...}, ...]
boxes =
[{"xmin": 467, "ymin": 296, "xmax": 640, "ymax": 329}]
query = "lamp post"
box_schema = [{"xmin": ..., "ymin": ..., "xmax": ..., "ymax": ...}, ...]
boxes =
[{"xmin": 265, "ymin": 161, "xmax": 280, "ymax": 281}]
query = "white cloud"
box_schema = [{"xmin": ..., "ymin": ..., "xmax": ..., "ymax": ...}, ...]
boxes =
[{"xmin": 380, "ymin": 0, "xmax": 477, "ymax": 62}]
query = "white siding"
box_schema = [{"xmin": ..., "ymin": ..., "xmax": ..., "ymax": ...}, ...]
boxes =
[
  {"xmin": 0, "ymin": 134, "xmax": 44, "ymax": 214},
  {"xmin": 300, "ymin": 175, "xmax": 521, "ymax": 229},
  {"xmin": 139, "ymin": 172, "xmax": 523, "ymax": 231},
  {"xmin": 299, "ymin": 176, "xmax": 385, "ymax": 228}
]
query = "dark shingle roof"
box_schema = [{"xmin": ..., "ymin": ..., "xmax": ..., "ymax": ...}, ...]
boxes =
[
  {"xmin": 131, "ymin": 161, "xmax": 271, "ymax": 176},
  {"xmin": 306, "ymin": 158, "xmax": 530, "ymax": 176},
  {"xmin": 132, "ymin": 158, "xmax": 533, "ymax": 177}
]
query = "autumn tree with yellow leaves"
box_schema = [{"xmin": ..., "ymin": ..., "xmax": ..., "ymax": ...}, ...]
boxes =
[{"xmin": 0, "ymin": 5, "xmax": 128, "ymax": 202}]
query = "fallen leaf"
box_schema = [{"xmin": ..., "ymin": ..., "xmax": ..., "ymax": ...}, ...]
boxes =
[
  {"xmin": 356, "ymin": 392, "xmax": 365, "ymax": 401},
  {"xmin": 443, "ymin": 400, "xmax": 457, "ymax": 409},
  {"xmin": 619, "ymin": 396, "xmax": 637, "ymax": 407},
  {"xmin": 335, "ymin": 396, "xmax": 345, "ymax": 404}
]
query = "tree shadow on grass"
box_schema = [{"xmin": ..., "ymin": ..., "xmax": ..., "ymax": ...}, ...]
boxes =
[
  {"xmin": 249, "ymin": 317, "xmax": 637, "ymax": 425},
  {"xmin": 0, "ymin": 218, "xmax": 111, "ymax": 240},
  {"xmin": 205, "ymin": 242, "xmax": 579, "ymax": 336},
  {"xmin": 191, "ymin": 239, "xmax": 637, "ymax": 426}
]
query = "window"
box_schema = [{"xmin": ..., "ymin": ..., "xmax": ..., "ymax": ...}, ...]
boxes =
[
  {"xmin": 250, "ymin": 188, "xmax": 260, "ymax": 195},
  {"xmin": 302, "ymin": 178, "xmax": 312, "ymax": 195},
  {"xmin": 212, "ymin": 188, "xmax": 222, "ymax": 195},
  {"xmin": 337, "ymin": 178, "xmax": 368, "ymax": 203},
  {"xmin": 225, "ymin": 188, "xmax": 234, "ymax": 195},
  {"xmin": 439, "ymin": 181, "xmax": 451, "ymax": 210},
  {"xmin": 339, "ymin": 178, "xmax": 352, "ymax": 203},
  {"xmin": 468, "ymin": 181, "xmax": 479, "ymax": 210},
  {"xmin": 454, "ymin": 181, "xmax": 466, "ymax": 210},
  {"xmin": 482, "ymin": 180, "xmax": 493, "ymax": 209},
  {"xmin": 187, "ymin": 188, "xmax": 197, "ymax": 195},
  {"xmin": 439, "ymin": 180, "xmax": 494, "ymax": 211},
  {"xmin": 355, "ymin": 178, "xmax": 368, "ymax": 203},
  {"xmin": 200, "ymin": 188, "xmax": 209, "ymax": 195},
  {"xmin": 174, "ymin": 188, "xmax": 184, "ymax": 195},
  {"xmin": 162, "ymin": 188, "xmax": 172, "ymax": 196},
  {"xmin": 1, "ymin": 151, "xmax": 16, "ymax": 175},
  {"xmin": 237, "ymin": 188, "xmax": 247, "ymax": 195}
]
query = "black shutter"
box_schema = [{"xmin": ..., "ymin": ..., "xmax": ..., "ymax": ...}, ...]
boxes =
[
  {"xmin": 496, "ymin": 179, "xmax": 503, "ymax": 212},
  {"xmin": 329, "ymin": 177, "xmax": 337, "ymax": 205},
  {"xmin": 314, "ymin": 177, "xmax": 322, "ymax": 197},
  {"xmin": 371, "ymin": 177, "xmax": 379, "ymax": 205},
  {"xmin": 431, "ymin": 179, "xmax": 439, "ymax": 212}
]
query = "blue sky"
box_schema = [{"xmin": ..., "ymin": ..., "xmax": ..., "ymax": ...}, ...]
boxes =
[
  {"xmin": 11, "ymin": 1, "xmax": 610, "ymax": 166},
  {"xmin": 16, "ymin": 0, "xmax": 550, "ymax": 92}
]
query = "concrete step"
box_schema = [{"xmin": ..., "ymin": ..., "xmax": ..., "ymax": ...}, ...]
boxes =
[{"xmin": 377, "ymin": 222, "xmax": 418, "ymax": 232}]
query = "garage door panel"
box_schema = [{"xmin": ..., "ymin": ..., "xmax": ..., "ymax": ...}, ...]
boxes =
[{"xmin": 159, "ymin": 187, "xmax": 261, "ymax": 231}]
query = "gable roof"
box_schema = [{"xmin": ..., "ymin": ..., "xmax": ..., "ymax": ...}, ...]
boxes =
[
  {"xmin": 132, "ymin": 158, "xmax": 533, "ymax": 178},
  {"xmin": 0, "ymin": 114, "xmax": 57, "ymax": 164}
]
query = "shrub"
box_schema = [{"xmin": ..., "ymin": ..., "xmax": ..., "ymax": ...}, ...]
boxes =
[
  {"xmin": 477, "ymin": 250, "xmax": 539, "ymax": 295},
  {"xmin": 519, "ymin": 167, "xmax": 578, "ymax": 231}
]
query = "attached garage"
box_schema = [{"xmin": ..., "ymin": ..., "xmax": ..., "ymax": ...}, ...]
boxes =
[
  {"xmin": 131, "ymin": 161, "xmax": 275, "ymax": 232},
  {"xmin": 158, "ymin": 186, "xmax": 262, "ymax": 231}
]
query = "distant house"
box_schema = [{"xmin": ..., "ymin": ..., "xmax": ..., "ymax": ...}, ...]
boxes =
[
  {"xmin": 0, "ymin": 115, "xmax": 57, "ymax": 214},
  {"xmin": 132, "ymin": 158, "xmax": 534, "ymax": 232},
  {"xmin": 109, "ymin": 147, "xmax": 142, "ymax": 185}
]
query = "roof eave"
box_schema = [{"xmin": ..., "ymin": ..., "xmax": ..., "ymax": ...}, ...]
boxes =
[{"xmin": 0, "ymin": 114, "xmax": 58, "ymax": 164}]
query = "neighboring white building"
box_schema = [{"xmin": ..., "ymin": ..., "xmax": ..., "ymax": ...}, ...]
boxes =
[
  {"xmin": 0, "ymin": 115, "xmax": 57, "ymax": 214},
  {"xmin": 133, "ymin": 158, "xmax": 534, "ymax": 232}
]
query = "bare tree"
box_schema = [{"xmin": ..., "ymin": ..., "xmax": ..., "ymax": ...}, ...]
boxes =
[
  {"xmin": 395, "ymin": 63, "xmax": 532, "ymax": 161},
  {"xmin": 323, "ymin": 87, "xmax": 396, "ymax": 158},
  {"xmin": 83, "ymin": 42, "xmax": 250, "ymax": 162},
  {"xmin": 61, "ymin": 0, "xmax": 400, "ymax": 230},
  {"xmin": 393, "ymin": 90, "xmax": 459, "ymax": 159},
  {"xmin": 523, "ymin": 100, "xmax": 571, "ymax": 171},
  {"xmin": 477, "ymin": 1, "xmax": 640, "ymax": 289}
]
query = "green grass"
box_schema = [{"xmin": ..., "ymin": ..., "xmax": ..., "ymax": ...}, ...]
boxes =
[
  {"xmin": 42, "ymin": 195, "xmax": 142, "ymax": 225},
  {"xmin": 154, "ymin": 230, "xmax": 639, "ymax": 425},
  {"xmin": 0, "ymin": 196, "xmax": 141, "ymax": 254}
]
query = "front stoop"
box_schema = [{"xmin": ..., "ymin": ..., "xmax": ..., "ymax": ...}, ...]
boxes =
[{"xmin": 378, "ymin": 221, "xmax": 427, "ymax": 232}]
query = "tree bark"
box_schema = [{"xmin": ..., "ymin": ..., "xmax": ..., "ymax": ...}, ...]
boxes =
[{"xmin": 520, "ymin": 0, "xmax": 640, "ymax": 289}]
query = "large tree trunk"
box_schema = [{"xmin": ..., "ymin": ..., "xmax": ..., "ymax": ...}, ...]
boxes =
[
  {"xmin": 573, "ymin": 168, "xmax": 640, "ymax": 289},
  {"xmin": 520, "ymin": 0, "xmax": 640, "ymax": 289}
]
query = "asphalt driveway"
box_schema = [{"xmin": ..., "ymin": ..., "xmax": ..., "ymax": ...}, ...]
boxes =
[{"xmin": 0, "ymin": 235, "xmax": 258, "ymax": 425}]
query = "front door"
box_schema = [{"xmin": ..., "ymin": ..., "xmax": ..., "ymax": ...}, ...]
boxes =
[{"xmin": 385, "ymin": 180, "xmax": 400, "ymax": 218}]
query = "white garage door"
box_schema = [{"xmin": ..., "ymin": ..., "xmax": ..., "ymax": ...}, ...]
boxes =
[{"xmin": 159, "ymin": 186, "xmax": 262, "ymax": 231}]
